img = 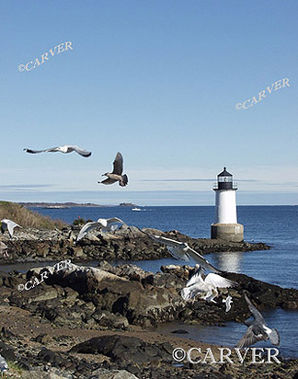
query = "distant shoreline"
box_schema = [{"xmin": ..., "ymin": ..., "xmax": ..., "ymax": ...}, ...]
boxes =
[{"xmin": 19, "ymin": 202, "xmax": 139, "ymax": 208}]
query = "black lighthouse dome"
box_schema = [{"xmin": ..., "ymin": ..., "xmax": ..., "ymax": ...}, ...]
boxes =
[{"xmin": 215, "ymin": 167, "xmax": 237, "ymax": 190}]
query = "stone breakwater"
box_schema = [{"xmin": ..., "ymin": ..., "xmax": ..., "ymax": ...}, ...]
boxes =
[
  {"xmin": 0, "ymin": 225, "xmax": 270, "ymax": 263},
  {"xmin": 0, "ymin": 262, "xmax": 297, "ymax": 377}
]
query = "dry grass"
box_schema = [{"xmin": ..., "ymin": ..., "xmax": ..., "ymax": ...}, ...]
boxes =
[{"xmin": 0, "ymin": 201, "xmax": 66, "ymax": 230}]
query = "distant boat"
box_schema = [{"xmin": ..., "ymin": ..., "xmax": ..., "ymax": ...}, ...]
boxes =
[{"xmin": 132, "ymin": 208, "xmax": 141, "ymax": 211}]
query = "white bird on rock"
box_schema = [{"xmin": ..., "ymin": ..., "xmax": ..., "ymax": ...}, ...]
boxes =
[
  {"xmin": 236, "ymin": 292, "xmax": 280, "ymax": 348},
  {"xmin": 76, "ymin": 217, "xmax": 125, "ymax": 242},
  {"xmin": 99, "ymin": 152, "xmax": 128, "ymax": 187},
  {"xmin": 23, "ymin": 145, "xmax": 91, "ymax": 157},
  {"xmin": 147, "ymin": 234, "xmax": 221, "ymax": 273},
  {"xmin": 1, "ymin": 219, "xmax": 22, "ymax": 238},
  {"xmin": 181, "ymin": 265, "xmax": 237, "ymax": 303}
]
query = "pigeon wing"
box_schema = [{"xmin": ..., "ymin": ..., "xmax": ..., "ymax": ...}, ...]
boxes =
[
  {"xmin": 204, "ymin": 273, "xmax": 237, "ymax": 289},
  {"xmin": 236, "ymin": 325, "xmax": 265, "ymax": 348},
  {"xmin": 112, "ymin": 152, "xmax": 123, "ymax": 175}
]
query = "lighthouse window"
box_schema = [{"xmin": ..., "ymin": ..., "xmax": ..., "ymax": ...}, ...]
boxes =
[{"xmin": 218, "ymin": 177, "xmax": 232, "ymax": 182}]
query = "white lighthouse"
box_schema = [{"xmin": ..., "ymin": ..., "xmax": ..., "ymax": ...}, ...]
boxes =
[{"xmin": 211, "ymin": 167, "xmax": 244, "ymax": 242}]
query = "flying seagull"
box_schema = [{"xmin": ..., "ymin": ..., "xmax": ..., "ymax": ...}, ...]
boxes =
[
  {"xmin": 23, "ymin": 145, "xmax": 91, "ymax": 157},
  {"xmin": 146, "ymin": 234, "xmax": 221, "ymax": 273},
  {"xmin": 99, "ymin": 152, "xmax": 128, "ymax": 187},
  {"xmin": 181, "ymin": 265, "xmax": 237, "ymax": 303},
  {"xmin": 0, "ymin": 354, "xmax": 8, "ymax": 375},
  {"xmin": 222, "ymin": 295, "xmax": 233, "ymax": 312},
  {"xmin": 236, "ymin": 293, "xmax": 280, "ymax": 348},
  {"xmin": 76, "ymin": 217, "xmax": 125, "ymax": 242},
  {"xmin": 1, "ymin": 219, "xmax": 22, "ymax": 238}
]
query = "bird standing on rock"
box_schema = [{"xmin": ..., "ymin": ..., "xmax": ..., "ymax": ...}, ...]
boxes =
[{"xmin": 99, "ymin": 152, "xmax": 128, "ymax": 187}]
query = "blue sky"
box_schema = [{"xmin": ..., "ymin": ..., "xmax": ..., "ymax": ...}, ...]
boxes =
[{"xmin": 0, "ymin": 0, "xmax": 297, "ymax": 205}]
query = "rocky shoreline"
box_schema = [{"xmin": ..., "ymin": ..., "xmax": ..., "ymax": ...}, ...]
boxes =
[
  {"xmin": 0, "ymin": 259, "xmax": 297, "ymax": 377},
  {"xmin": 1, "ymin": 225, "xmax": 270, "ymax": 264},
  {"xmin": 0, "ymin": 226, "xmax": 296, "ymax": 378}
]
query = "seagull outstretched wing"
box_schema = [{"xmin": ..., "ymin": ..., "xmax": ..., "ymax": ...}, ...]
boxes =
[
  {"xmin": 112, "ymin": 152, "xmax": 123, "ymax": 175},
  {"xmin": 146, "ymin": 234, "xmax": 190, "ymax": 261},
  {"xmin": 77, "ymin": 221, "xmax": 101, "ymax": 242},
  {"xmin": 100, "ymin": 178, "xmax": 117, "ymax": 185},
  {"xmin": 70, "ymin": 145, "xmax": 92, "ymax": 157},
  {"xmin": 106, "ymin": 217, "xmax": 125, "ymax": 226},
  {"xmin": 186, "ymin": 245, "xmax": 221, "ymax": 273},
  {"xmin": 244, "ymin": 293, "xmax": 265, "ymax": 323},
  {"xmin": 268, "ymin": 328, "xmax": 280, "ymax": 346},
  {"xmin": 24, "ymin": 147, "xmax": 59, "ymax": 154},
  {"xmin": 236, "ymin": 325, "xmax": 265, "ymax": 348},
  {"xmin": 1, "ymin": 219, "xmax": 22, "ymax": 238},
  {"xmin": 24, "ymin": 145, "xmax": 91, "ymax": 157},
  {"xmin": 185, "ymin": 268, "xmax": 204, "ymax": 287},
  {"xmin": 204, "ymin": 273, "xmax": 237, "ymax": 289}
]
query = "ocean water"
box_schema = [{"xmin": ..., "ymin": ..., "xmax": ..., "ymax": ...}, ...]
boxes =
[
  {"xmin": 25, "ymin": 205, "xmax": 298, "ymax": 357},
  {"xmin": 33, "ymin": 205, "xmax": 298, "ymax": 288}
]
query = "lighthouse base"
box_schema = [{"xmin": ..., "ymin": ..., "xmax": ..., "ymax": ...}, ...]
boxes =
[{"xmin": 211, "ymin": 223, "xmax": 244, "ymax": 242}]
